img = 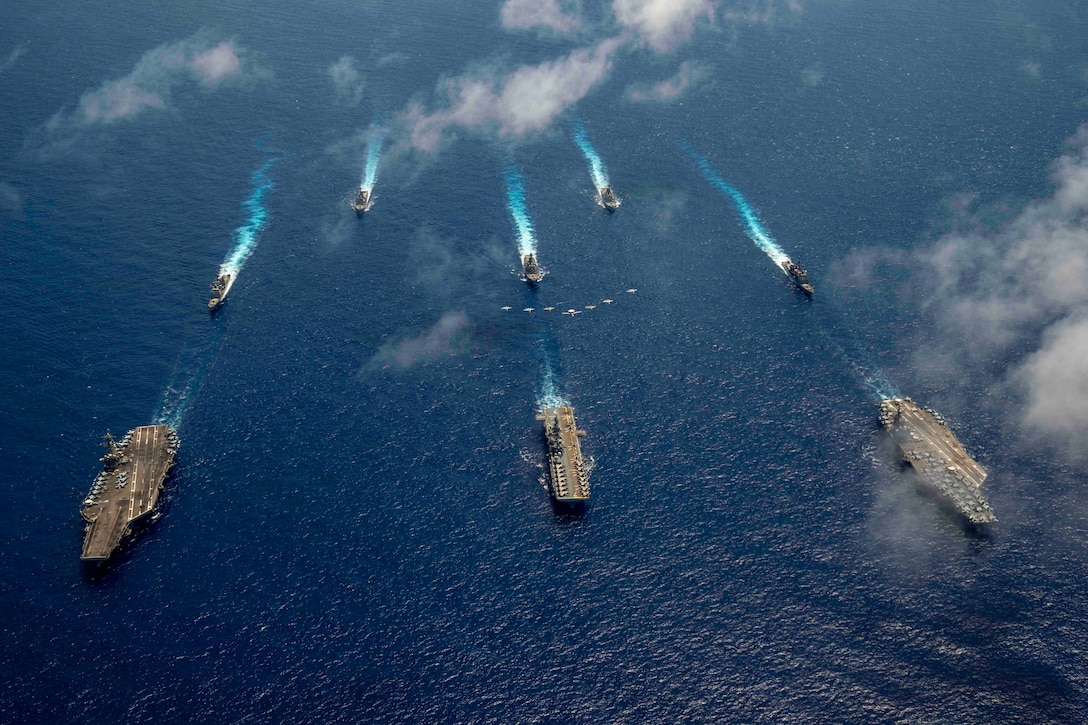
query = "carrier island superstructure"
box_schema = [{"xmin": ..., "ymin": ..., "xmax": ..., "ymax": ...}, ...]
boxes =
[
  {"xmin": 878, "ymin": 398, "xmax": 995, "ymax": 524},
  {"xmin": 536, "ymin": 406, "xmax": 589, "ymax": 504},
  {"xmin": 79, "ymin": 425, "xmax": 179, "ymax": 561}
]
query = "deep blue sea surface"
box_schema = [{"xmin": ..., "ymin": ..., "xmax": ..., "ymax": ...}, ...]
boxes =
[{"xmin": 2, "ymin": 1, "xmax": 1087, "ymax": 722}]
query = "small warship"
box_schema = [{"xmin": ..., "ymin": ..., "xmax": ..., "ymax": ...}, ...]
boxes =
[
  {"xmin": 208, "ymin": 272, "xmax": 233, "ymax": 311},
  {"xmin": 598, "ymin": 186, "xmax": 620, "ymax": 212},
  {"xmin": 522, "ymin": 252, "xmax": 542, "ymax": 284},
  {"xmin": 80, "ymin": 425, "xmax": 180, "ymax": 561},
  {"xmin": 535, "ymin": 406, "xmax": 589, "ymax": 505},
  {"xmin": 780, "ymin": 259, "xmax": 814, "ymax": 295},
  {"xmin": 878, "ymin": 398, "xmax": 995, "ymax": 524},
  {"xmin": 350, "ymin": 187, "xmax": 372, "ymax": 215}
]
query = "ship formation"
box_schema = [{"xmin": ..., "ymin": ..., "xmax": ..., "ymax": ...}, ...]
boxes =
[
  {"xmin": 536, "ymin": 406, "xmax": 590, "ymax": 505},
  {"xmin": 878, "ymin": 398, "xmax": 995, "ymax": 524},
  {"xmin": 80, "ymin": 425, "xmax": 179, "ymax": 562},
  {"xmin": 350, "ymin": 187, "xmax": 372, "ymax": 215},
  {"xmin": 598, "ymin": 185, "xmax": 620, "ymax": 212},
  {"xmin": 75, "ymin": 138, "xmax": 1008, "ymax": 560},
  {"xmin": 209, "ymin": 272, "xmax": 233, "ymax": 311}
]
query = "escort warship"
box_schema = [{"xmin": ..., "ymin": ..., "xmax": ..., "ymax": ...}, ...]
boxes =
[
  {"xmin": 208, "ymin": 272, "xmax": 234, "ymax": 311},
  {"xmin": 598, "ymin": 186, "xmax": 620, "ymax": 212},
  {"xmin": 780, "ymin": 260, "xmax": 814, "ymax": 295},
  {"xmin": 350, "ymin": 187, "xmax": 372, "ymax": 215},
  {"xmin": 522, "ymin": 252, "xmax": 542, "ymax": 284}
]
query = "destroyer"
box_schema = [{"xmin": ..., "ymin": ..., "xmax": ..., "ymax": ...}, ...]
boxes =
[
  {"xmin": 598, "ymin": 186, "xmax": 620, "ymax": 212},
  {"xmin": 522, "ymin": 252, "xmax": 542, "ymax": 284},
  {"xmin": 208, "ymin": 272, "xmax": 233, "ymax": 311},
  {"xmin": 878, "ymin": 398, "xmax": 995, "ymax": 524},
  {"xmin": 80, "ymin": 425, "xmax": 179, "ymax": 561},
  {"xmin": 350, "ymin": 187, "xmax": 372, "ymax": 215},
  {"xmin": 535, "ymin": 406, "xmax": 589, "ymax": 505},
  {"xmin": 780, "ymin": 259, "xmax": 813, "ymax": 295}
]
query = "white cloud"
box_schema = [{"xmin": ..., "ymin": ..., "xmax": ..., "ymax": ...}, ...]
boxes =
[
  {"xmin": 368, "ymin": 313, "xmax": 471, "ymax": 370},
  {"xmin": 328, "ymin": 55, "xmax": 365, "ymax": 106},
  {"xmin": 68, "ymin": 34, "xmax": 253, "ymax": 125},
  {"xmin": 501, "ymin": 0, "xmax": 581, "ymax": 34},
  {"xmin": 626, "ymin": 61, "xmax": 707, "ymax": 102},
  {"xmin": 612, "ymin": 0, "xmax": 716, "ymax": 53},
  {"xmin": 1021, "ymin": 316, "xmax": 1088, "ymax": 442},
  {"xmin": 190, "ymin": 42, "xmax": 242, "ymax": 86},
  {"xmin": 404, "ymin": 37, "xmax": 621, "ymax": 152},
  {"xmin": 911, "ymin": 125, "xmax": 1088, "ymax": 453}
]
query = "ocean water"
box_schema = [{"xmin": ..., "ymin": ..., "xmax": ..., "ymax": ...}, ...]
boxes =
[{"xmin": 2, "ymin": 1, "xmax": 1087, "ymax": 722}]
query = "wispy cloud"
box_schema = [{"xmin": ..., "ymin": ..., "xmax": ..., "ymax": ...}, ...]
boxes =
[
  {"xmin": 612, "ymin": 0, "xmax": 717, "ymax": 53},
  {"xmin": 626, "ymin": 61, "xmax": 707, "ymax": 102},
  {"xmin": 501, "ymin": 0, "xmax": 581, "ymax": 34},
  {"xmin": 721, "ymin": 0, "xmax": 805, "ymax": 25},
  {"xmin": 0, "ymin": 182, "xmax": 22, "ymax": 214},
  {"xmin": 403, "ymin": 37, "xmax": 621, "ymax": 152},
  {"xmin": 367, "ymin": 313, "xmax": 471, "ymax": 371},
  {"xmin": 328, "ymin": 55, "xmax": 365, "ymax": 106},
  {"xmin": 0, "ymin": 47, "xmax": 25, "ymax": 76},
  {"xmin": 54, "ymin": 33, "xmax": 258, "ymax": 127},
  {"xmin": 903, "ymin": 125, "xmax": 1088, "ymax": 455}
]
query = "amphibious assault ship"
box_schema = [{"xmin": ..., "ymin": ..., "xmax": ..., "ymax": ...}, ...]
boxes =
[
  {"xmin": 878, "ymin": 398, "xmax": 995, "ymax": 524},
  {"xmin": 535, "ymin": 406, "xmax": 589, "ymax": 505},
  {"xmin": 209, "ymin": 272, "xmax": 233, "ymax": 311},
  {"xmin": 522, "ymin": 252, "xmax": 542, "ymax": 284},
  {"xmin": 80, "ymin": 425, "xmax": 179, "ymax": 561},
  {"xmin": 350, "ymin": 187, "xmax": 372, "ymax": 215},
  {"xmin": 598, "ymin": 186, "xmax": 620, "ymax": 212},
  {"xmin": 780, "ymin": 260, "xmax": 813, "ymax": 295}
]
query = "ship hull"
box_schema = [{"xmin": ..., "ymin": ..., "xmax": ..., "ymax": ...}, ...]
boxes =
[
  {"xmin": 536, "ymin": 406, "xmax": 589, "ymax": 506},
  {"xmin": 80, "ymin": 425, "xmax": 179, "ymax": 562},
  {"xmin": 598, "ymin": 187, "xmax": 620, "ymax": 212},
  {"xmin": 208, "ymin": 274, "xmax": 234, "ymax": 312},
  {"xmin": 522, "ymin": 254, "xmax": 542, "ymax": 284},
  {"xmin": 350, "ymin": 188, "xmax": 372, "ymax": 215},
  {"xmin": 878, "ymin": 398, "xmax": 995, "ymax": 524}
]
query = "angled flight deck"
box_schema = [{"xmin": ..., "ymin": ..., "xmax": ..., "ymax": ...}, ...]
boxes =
[
  {"xmin": 879, "ymin": 398, "xmax": 995, "ymax": 524},
  {"xmin": 80, "ymin": 425, "xmax": 179, "ymax": 561}
]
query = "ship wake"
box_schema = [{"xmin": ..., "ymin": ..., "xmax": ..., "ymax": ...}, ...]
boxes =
[
  {"xmin": 220, "ymin": 157, "xmax": 276, "ymax": 278},
  {"xmin": 155, "ymin": 320, "xmax": 223, "ymax": 430},
  {"xmin": 573, "ymin": 118, "xmax": 610, "ymax": 192},
  {"xmin": 503, "ymin": 160, "xmax": 537, "ymax": 257},
  {"xmin": 681, "ymin": 142, "xmax": 791, "ymax": 268},
  {"xmin": 361, "ymin": 123, "xmax": 386, "ymax": 191},
  {"xmin": 536, "ymin": 336, "xmax": 568, "ymax": 409}
]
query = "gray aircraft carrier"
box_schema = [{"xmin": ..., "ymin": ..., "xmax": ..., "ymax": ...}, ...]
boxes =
[
  {"xmin": 80, "ymin": 425, "xmax": 179, "ymax": 561},
  {"xmin": 878, "ymin": 398, "xmax": 995, "ymax": 524},
  {"xmin": 536, "ymin": 406, "xmax": 589, "ymax": 504}
]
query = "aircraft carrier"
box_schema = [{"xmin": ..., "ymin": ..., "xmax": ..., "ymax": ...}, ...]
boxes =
[
  {"xmin": 535, "ymin": 406, "xmax": 589, "ymax": 504},
  {"xmin": 598, "ymin": 186, "xmax": 620, "ymax": 212},
  {"xmin": 878, "ymin": 398, "xmax": 995, "ymax": 524},
  {"xmin": 79, "ymin": 425, "xmax": 179, "ymax": 561},
  {"xmin": 350, "ymin": 187, "xmax": 372, "ymax": 215}
]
